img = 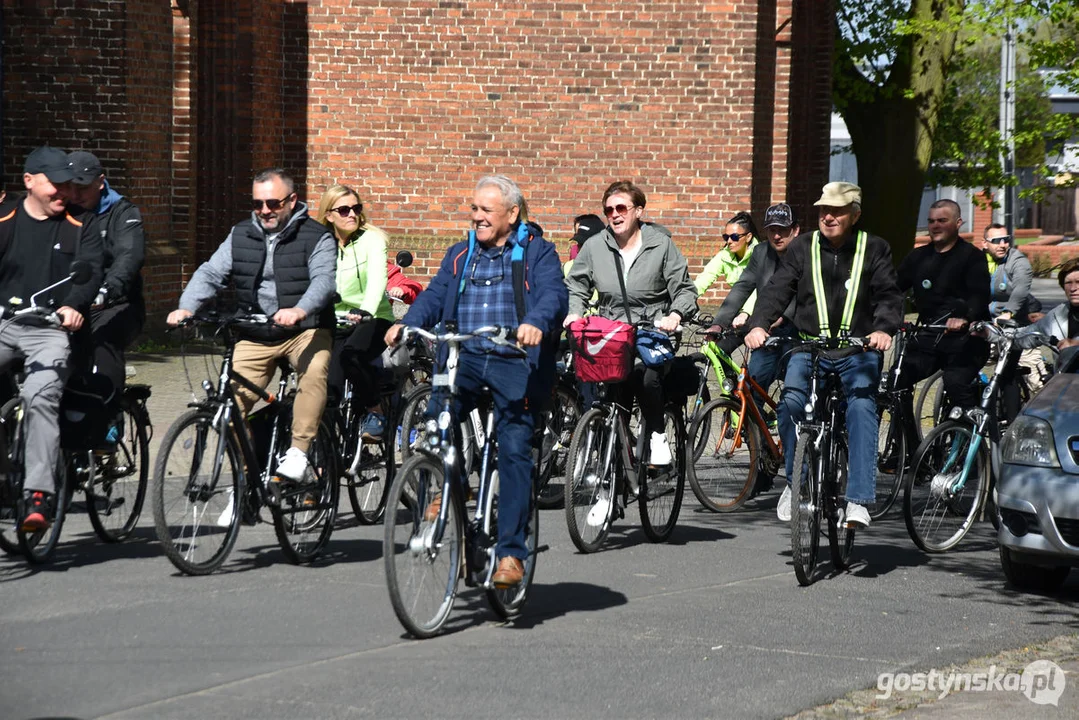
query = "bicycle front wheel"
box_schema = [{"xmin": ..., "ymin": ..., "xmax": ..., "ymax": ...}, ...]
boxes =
[
  {"xmin": 19, "ymin": 454, "xmax": 71, "ymax": 564},
  {"xmin": 273, "ymin": 420, "xmax": 339, "ymax": 563},
  {"xmin": 565, "ymin": 407, "xmax": 617, "ymax": 553},
  {"xmin": 383, "ymin": 453, "xmax": 462, "ymax": 638},
  {"xmin": 872, "ymin": 395, "xmax": 905, "ymax": 520},
  {"xmin": 687, "ymin": 396, "xmax": 760, "ymax": 512},
  {"xmin": 913, "ymin": 370, "xmax": 945, "ymax": 443},
  {"xmin": 639, "ymin": 406, "xmax": 686, "ymax": 542},
  {"xmin": 791, "ymin": 433, "xmax": 822, "ymax": 586},
  {"xmin": 87, "ymin": 397, "xmax": 150, "ymax": 542},
  {"xmin": 903, "ymin": 420, "xmax": 989, "ymax": 553},
  {"xmin": 152, "ymin": 409, "xmax": 244, "ymax": 575},
  {"xmin": 346, "ymin": 410, "xmax": 395, "ymax": 525},
  {"xmin": 0, "ymin": 398, "xmax": 26, "ymax": 555}
]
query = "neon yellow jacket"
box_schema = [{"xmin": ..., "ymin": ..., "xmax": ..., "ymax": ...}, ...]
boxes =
[
  {"xmin": 694, "ymin": 238, "xmax": 759, "ymax": 312},
  {"xmin": 334, "ymin": 224, "xmax": 394, "ymax": 322}
]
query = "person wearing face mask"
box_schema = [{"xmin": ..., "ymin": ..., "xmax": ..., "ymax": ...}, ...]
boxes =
[
  {"xmin": 166, "ymin": 168, "xmax": 336, "ymax": 487},
  {"xmin": 745, "ymin": 182, "xmax": 903, "ymax": 530},
  {"xmin": 317, "ymin": 184, "xmax": 394, "ymax": 440}
]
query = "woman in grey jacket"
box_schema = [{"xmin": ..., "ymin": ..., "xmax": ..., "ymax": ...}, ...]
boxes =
[{"xmin": 563, "ymin": 181, "xmax": 698, "ymax": 465}]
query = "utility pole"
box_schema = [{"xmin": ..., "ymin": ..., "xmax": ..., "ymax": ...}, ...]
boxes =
[{"xmin": 1000, "ymin": 17, "xmax": 1018, "ymax": 235}]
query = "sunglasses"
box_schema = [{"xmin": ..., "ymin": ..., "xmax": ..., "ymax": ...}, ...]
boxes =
[
  {"xmin": 470, "ymin": 245, "xmax": 508, "ymax": 286},
  {"xmin": 986, "ymin": 236, "xmax": 1011, "ymax": 245},
  {"xmin": 603, "ymin": 203, "xmax": 635, "ymax": 217},
  {"xmin": 723, "ymin": 232, "xmax": 750, "ymax": 242},
  {"xmin": 331, "ymin": 204, "xmax": 363, "ymax": 217},
  {"xmin": 252, "ymin": 195, "xmax": 292, "ymax": 211}
]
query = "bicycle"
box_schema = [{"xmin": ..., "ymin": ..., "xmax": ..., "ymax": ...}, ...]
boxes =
[
  {"xmin": 789, "ymin": 336, "xmax": 876, "ymax": 586},
  {"xmin": 564, "ymin": 323, "xmax": 687, "ymax": 552},
  {"xmin": 533, "ymin": 341, "xmax": 583, "ymax": 509},
  {"xmin": 152, "ymin": 313, "xmax": 339, "ymax": 574},
  {"xmin": 684, "ymin": 325, "xmax": 784, "ymax": 512},
  {"xmin": 383, "ymin": 324, "xmax": 540, "ymax": 638},
  {"xmin": 901, "ymin": 320, "xmax": 1045, "ymax": 553}
]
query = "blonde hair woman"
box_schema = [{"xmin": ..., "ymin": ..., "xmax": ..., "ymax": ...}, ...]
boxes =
[{"xmin": 317, "ymin": 183, "xmax": 394, "ymax": 440}]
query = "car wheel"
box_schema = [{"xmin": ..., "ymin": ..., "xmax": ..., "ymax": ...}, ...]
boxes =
[{"xmin": 999, "ymin": 546, "xmax": 1071, "ymax": 593}]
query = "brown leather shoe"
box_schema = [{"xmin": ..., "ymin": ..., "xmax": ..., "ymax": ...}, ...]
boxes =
[{"xmin": 491, "ymin": 556, "xmax": 524, "ymax": 589}]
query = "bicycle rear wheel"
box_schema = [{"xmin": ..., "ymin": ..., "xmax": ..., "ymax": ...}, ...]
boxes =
[
  {"xmin": 903, "ymin": 420, "xmax": 989, "ymax": 553},
  {"xmin": 384, "ymin": 453, "xmax": 461, "ymax": 638},
  {"xmin": 914, "ymin": 370, "xmax": 945, "ymax": 443},
  {"xmin": 87, "ymin": 397, "xmax": 150, "ymax": 542},
  {"xmin": 535, "ymin": 384, "xmax": 580, "ymax": 510},
  {"xmin": 827, "ymin": 434, "xmax": 855, "ymax": 569},
  {"xmin": 639, "ymin": 406, "xmax": 686, "ymax": 542},
  {"xmin": 791, "ymin": 433, "xmax": 822, "ymax": 586},
  {"xmin": 565, "ymin": 407, "xmax": 616, "ymax": 553},
  {"xmin": 687, "ymin": 397, "xmax": 760, "ymax": 512},
  {"xmin": 18, "ymin": 454, "xmax": 71, "ymax": 564},
  {"xmin": 273, "ymin": 420, "xmax": 339, "ymax": 563},
  {"xmin": 688, "ymin": 385, "xmax": 712, "ymax": 463},
  {"xmin": 152, "ymin": 409, "xmax": 244, "ymax": 575},
  {"xmin": 487, "ymin": 472, "xmax": 539, "ymax": 620},
  {"xmin": 871, "ymin": 395, "xmax": 905, "ymax": 520}
]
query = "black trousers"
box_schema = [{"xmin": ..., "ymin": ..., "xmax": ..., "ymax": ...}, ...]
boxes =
[
  {"xmin": 89, "ymin": 301, "xmax": 145, "ymax": 398},
  {"xmin": 895, "ymin": 335, "xmax": 989, "ymax": 448},
  {"xmin": 328, "ymin": 318, "xmax": 393, "ymax": 410}
]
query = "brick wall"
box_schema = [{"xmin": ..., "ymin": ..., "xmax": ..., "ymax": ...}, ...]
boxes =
[{"xmin": 1, "ymin": 0, "xmax": 179, "ymax": 315}]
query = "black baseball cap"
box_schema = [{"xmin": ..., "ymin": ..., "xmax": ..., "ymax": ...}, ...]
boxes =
[
  {"xmin": 763, "ymin": 202, "xmax": 796, "ymax": 228},
  {"xmin": 68, "ymin": 150, "xmax": 105, "ymax": 185},
  {"xmin": 24, "ymin": 146, "xmax": 75, "ymax": 184},
  {"xmin": 572, "ymin": 214, "xmax": 604, "ymax": 244}
]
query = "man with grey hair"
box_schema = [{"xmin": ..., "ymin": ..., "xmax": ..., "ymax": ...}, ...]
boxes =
[
  {"xmin": 167, "ymin": 168, "xmax": 336, "ymax": 505},
  {"xmin": 746, "ymin": 181, "xmax": 903, "ymax": 530},
  {"xmin": 385, "ymin": 175, "xmax": 568, "ymax": 588}
]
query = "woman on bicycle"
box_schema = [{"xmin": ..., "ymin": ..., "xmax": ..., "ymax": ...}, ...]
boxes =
[
  {"xmin": 563, "ymin": 181, "xmax": 698, "ymax": 465},
  {"xmin": 694, "ymin": 211, "xmax": 760, "ymax": 309},
  {"xmin": 317, "ymin": 184, "xmax": 395, "ymax": 440}
]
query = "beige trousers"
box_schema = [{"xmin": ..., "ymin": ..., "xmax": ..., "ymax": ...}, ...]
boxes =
[{"xmin": 231, "ymin": 329, "xmax": 332, "ymax": 453}]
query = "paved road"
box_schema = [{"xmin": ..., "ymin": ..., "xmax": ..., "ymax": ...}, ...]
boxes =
[{"xmin": 1, "ymin": 350, "xmax": 1077, "ymax": 720}]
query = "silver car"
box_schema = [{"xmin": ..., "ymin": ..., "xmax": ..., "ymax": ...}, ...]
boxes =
[{"xmin": 997, "ymin": 370, "xmax": 1079, "ymax": 592}]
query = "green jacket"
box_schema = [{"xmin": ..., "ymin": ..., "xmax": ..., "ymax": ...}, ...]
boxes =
[
  {"xmin": 694, "ymin": 238, "xmax": 759, "ymax": 312},
  {"xmin": 334, "ymin": 224, "xmax": 394, "ymax": 322}
]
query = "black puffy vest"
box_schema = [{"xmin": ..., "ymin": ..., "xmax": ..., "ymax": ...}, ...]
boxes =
[{"xmin": 230, "ymin": 213, "xmax": 334, "ymax": 342}]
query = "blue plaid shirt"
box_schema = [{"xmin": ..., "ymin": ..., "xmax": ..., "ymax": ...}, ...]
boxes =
[{"xmin": 457, "ymin": 242, "xmax": 519, "ymax": 355}]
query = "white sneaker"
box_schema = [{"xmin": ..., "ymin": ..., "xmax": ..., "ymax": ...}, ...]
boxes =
[
  {"xmin": 845, "ymin": 502, "xmax": 870, "ymax": 528},
  {"xmin": 649, "ymin": 432, "xmax": 672, "ymax": 466},
  {"xmin": 275, "ymin": 447, "xmax": 310, "ymax": 482},
  {"xmin": 216, "ymin": 490, "xmax": 234, "ymax": 528},
  {"xmin": 777, "ymin": 485, "xmax": 791, "ymax": 522},
  {"xmin": 586, "ymin": 492, "xmax": 611, "ymax": 527}
]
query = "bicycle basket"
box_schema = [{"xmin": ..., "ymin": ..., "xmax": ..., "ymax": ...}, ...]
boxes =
[{"xmin": 568, "ymin": 316, "xmax": 635, "ymax": 384}]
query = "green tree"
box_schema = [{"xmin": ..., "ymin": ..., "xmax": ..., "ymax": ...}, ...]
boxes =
[{"xmin": 834, "ymin": 0, "xmax": 1079, "ymax": 259}]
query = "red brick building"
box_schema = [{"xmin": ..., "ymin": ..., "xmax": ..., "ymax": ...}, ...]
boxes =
[{"xmin": 2, "ymin": 0, "xmax": 834, "ymax": 324}]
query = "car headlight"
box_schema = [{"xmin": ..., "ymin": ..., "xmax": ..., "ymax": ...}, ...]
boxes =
[{"xmin": 1000, "ymin": 415, "xmax": 1060, "ymax": 468}]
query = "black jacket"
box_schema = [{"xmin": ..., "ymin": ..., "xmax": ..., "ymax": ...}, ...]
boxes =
[
  {"xmin": 748, "ymin": 230, "xmax": 903, "ymax": 339},
  {"xmin": 715, "ymin": 241, "xmax": 793, "ymax": 326},
  {"xmin": 897, "ymin": 240, "xmax": 991, "ymax": 324},
  {"xmin": 0, "ymin": 195, "xmax": 103, "ymax": 313},
  {"xmin": 82, "ymin": 196, "xmax": 144, "ymax": 307}
]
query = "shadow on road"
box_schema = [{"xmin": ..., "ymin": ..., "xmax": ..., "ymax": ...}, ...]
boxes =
[{"xmin": 0, "ymin": 528, "xmax": 163, "ymax": 580}]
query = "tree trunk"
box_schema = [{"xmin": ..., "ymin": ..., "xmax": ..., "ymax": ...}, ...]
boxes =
[{"xmin": 834, "ymin": 0, "xmax": 964, "ymax": 262}]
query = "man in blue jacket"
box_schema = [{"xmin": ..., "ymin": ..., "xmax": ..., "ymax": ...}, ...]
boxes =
[{"xmin": 385, "ymin": 174, "xmax": 568, "ymax": 587}]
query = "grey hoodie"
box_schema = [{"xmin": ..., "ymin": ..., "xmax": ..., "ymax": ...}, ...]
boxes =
[
  {"xmin": 179, "ymin": 202, "xmax": 336, "ymax": 316},
  {"xmin": 566, "ymin": 222, "xmax": 698, "ymax": 323}
]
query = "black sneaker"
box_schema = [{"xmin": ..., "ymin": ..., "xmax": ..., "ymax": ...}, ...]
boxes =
[{"xmin": 20, "ymin": 490, "xmax": 53, "ymax": 532}]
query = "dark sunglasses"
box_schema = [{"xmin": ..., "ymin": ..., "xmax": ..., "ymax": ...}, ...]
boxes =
[
  {"xmin": 986, "ymin": 236, "xmax": 1012, "ymax": 245},
  {"xmin": 252, "ymin": 195, "xmax": 292, "ymax": 211},
  {"xmin": 331, "ymin": 204, "xmax": 363, "ymax": 217},
  {"xmin": 603, "ymin": 203, "xmax": 634, "ymax": 217},
  {"xmin": 723, "ymin": 232, "xmax": 750, "ymax": 242}
]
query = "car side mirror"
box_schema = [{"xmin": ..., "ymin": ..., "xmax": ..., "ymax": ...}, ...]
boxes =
[{"xmin": 395, "ymin": 250, "xmax": 414, "ymax": 269}]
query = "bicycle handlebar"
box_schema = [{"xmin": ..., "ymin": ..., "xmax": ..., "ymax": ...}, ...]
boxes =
[
  {"xmin": 174, "ymin": 312, "xmax": 278, "ymax": 329},
  {"xmin": 400, "ymin": 325, "xmax": 527, "ymax": 357}
]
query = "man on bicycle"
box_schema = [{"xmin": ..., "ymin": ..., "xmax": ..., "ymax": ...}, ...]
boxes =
[
  {"xmin": 893, "ymin": 199, "xmax": 991, "ymax": 450},
  {"xmin": 384, "ymin": 175, "xmax": 568, "ymax": 588},
  {"xmin": 66, "ymin": 151, "xmax": 146, "ymax": 407},
  {"xmin": 714, "ymin": 202, "xmax": 801, "ymax": 417},
  {"xmin": 166, "ymin": 168, "xmax": 336, "ymax": 485},
  {"xmin": 0, "ymin": 146, "xmax": 104, "ymax": 531},
  {"xmin": 745, "ymin": 182, "xmax": 903, "ymax": 529}
]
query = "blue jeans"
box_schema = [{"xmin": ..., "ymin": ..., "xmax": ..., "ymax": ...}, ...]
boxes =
[
  {"xmin": 746, "ymin": 324, "xmax": 794, "ymax": 411},
  {"xmin": 439, "ymin": 352, "xmax": 537, "ymax": 560},
  {"xmin": 778, "ymin": 350, "xmax": 882, "ymax": 505}
]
